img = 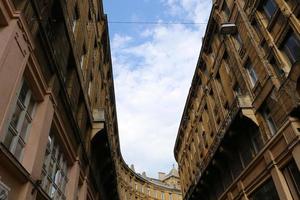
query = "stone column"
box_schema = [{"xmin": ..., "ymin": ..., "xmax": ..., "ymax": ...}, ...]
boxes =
[
  {"xmin": 78, "ymin": 177, "xmax": 88, "ymax": 200},
  {"xmin": 292, "ymin": 144, "xmax": 300, "ymax": 171},
  {"xmin": 22, "ymin": 94, "xmax": 55, "ymax": 178},
  {"xmin": 65, "ymin": 159, "xmax": 80, "ymax": 200},
  {"xmin": 237, "ymin": 181, "xmax": 249, "ymax": 200},
  {"xmin": 264, "ymin": 151, "xmax": 293, "ymax": 200}
]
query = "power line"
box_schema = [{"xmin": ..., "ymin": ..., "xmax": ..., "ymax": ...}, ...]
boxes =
[
  {"xmin": 107, "ymin": 17, "xmax": 269, "ymax": 26},
  {"xmin": 108, "ymin": 21, "xmax": 207, "ymax": 25}
]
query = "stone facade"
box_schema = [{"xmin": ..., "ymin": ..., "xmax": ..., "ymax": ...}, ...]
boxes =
[
  {"xmin": 0, "ymin": 0, "xmax": 120, "ymax": 199},
  {"xmin": 0, "ymin": 1, "xmax": 183, "ymax": 200},
  {"xmin": 174, "ymin": 0, "xmax": 300, "ymax": 200},
  {"xmin": 116, "ymin": 161, "xmax": 182, "ymax": 200}
]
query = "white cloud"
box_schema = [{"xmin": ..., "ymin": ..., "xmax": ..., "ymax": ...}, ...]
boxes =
[{"xmin": 110, "ymin": 0, "xmax": 211, "ymax": 177}]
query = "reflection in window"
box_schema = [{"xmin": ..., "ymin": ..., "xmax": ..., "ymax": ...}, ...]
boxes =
[{"xmin": 41, "ymin": 131, "xmax": 68, "ymax": 199}]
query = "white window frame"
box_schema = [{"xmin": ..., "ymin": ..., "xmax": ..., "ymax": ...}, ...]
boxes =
[
  {"xmin": 262, "ymin": 106, "xmax": 277, "ymax": 136},
  {"xmin": 4, "ymin": 79, "xmax": 36, "ymax": 161},
  {"xmin": 41, "ymin": 132, "xmax": 68, "ymax": 199}
]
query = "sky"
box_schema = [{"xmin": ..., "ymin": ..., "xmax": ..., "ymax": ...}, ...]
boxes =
[{"xmin": 103, "ymin": 0, "xmax": 212, "ymax": 178}]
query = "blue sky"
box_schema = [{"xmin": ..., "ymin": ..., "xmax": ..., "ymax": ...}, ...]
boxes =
[{"xmin": 103, "ymin": 0, "xmax": 212, "ymax": 178}]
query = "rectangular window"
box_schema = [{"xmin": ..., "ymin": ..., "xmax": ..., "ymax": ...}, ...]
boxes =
[
  {"xmin": 249, "ymin": 179, "xmax": 280, "ymax": 200},
  {"xmin": 41, "ymin": 131, "xmax": 68, "ymax": 199},
  {"xmin": 4, "ymin": 80, "xmax": 36, "ymax": 161},
  {"xmin": 262, "ymin": 0, "xmax": 278, "ymax": 20},
  {"xmin": 222, "ymin": 1, "xmax": 231, "ymax": 18},
  {"xmin": 72, "ymin": 4, "xmax": 79, "ymax": 32},
  {"xmin": 0, "ymin": 180, "xmax": 10, "ymax": 199},
  {"xmin": 283, "ymin": 160, "xmax": 300, "ymax": 199},
  {"xmin": 244, "ymin": 60, "xmax": 258, "ymax": 87},
  {"xmin": 281, "ymin": 32, "xmax": 300, "ymax": 65},
  {"xmin": 11, "ymin": 0, "xmax": 27, "ymax": 10},
  {"xmin": 169, "ymin": 193, "xmax": 172, "ymax": 200},
  {"xmin": 234, "ymin": 33, "xmax": 243, "ymax": 52},
  {"xmin": 262, "ymin": 105, "xmax": 277, "ymax": 136},
  {"xmin": 162, "ymin": 192, "xmax": 165, "ymax": 200}
]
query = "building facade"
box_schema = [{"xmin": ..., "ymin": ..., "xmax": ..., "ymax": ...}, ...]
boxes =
[
  {"xmin": 0, "ymin": 0, "xmax": 120, "ymax": 199},
  {"xmin": 174, "ymin": 0, "xmax": 300, "ymax": 200},
  {"xmin": 116, "ymin": 161, "xmax": 182, "ymax": 200}
]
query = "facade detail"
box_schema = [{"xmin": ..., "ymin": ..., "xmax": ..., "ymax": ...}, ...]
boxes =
[
  {"xmin": 174, "ymin": 0, "xmax": 300, "ymax": 200},
  {"xmin": 116, "ymin": 162, "xmax": 182, "ymax": 200},
  {"xmin": 0, "ymin": 0, "xmax": 120, "ymax": 199},
  {"xmin": 0, "ymin": 0, "xmax": 182, "ymax": 200}
]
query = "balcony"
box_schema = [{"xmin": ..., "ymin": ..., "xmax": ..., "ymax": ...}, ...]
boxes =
[{"xmin": 186, "ymin": 95, "xmax": 262, "ymax": 200}]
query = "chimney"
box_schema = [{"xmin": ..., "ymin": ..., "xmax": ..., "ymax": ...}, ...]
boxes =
[
  {"xmin": 142, "ymin": 172, "xmax": 147, "ymax": 177},
  {"xmin": 130, "ymin": 164, "xmax": 135, "ymax": 172},
  {"xmin": 158, "ymin": 172, "xmax": 165, "ymax": 180}
]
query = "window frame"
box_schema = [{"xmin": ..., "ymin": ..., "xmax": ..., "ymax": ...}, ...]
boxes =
[
  {"xmin": 4, "ymin": 79, "xmax": 37, "ymax": 161},
  {"xmin": 244, "ymin": 60, "xmax": 258, "ymax": 88},
  {"xmin": 262, "ymin": 105, "xmax": 277, "ymax": 136},
  {"xmin": 281, "ymin": 32, "xmax": 300, "ymax": 65},
  {"xmin": 41, "ymin": 132, "xmax": 69, "ymax": 199}
]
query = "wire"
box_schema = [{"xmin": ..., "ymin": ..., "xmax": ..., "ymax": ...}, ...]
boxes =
[
  {"xmin": 107, "ymin": 17, "xmax": 269, "ymax": 26},
  {"xmin": 108, "ymin": 21, "xmax": 208, "ymax": 25}
]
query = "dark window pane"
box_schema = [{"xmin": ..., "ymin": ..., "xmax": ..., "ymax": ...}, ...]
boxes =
[
  {"xmin": 19, "ymin": 81, "xmax": 29, "ymax": 104},
  {"xmin": 263, "ymin": 0, "xmax": 278, "ymax": 19},
  {"xmin": 283, "ymin": 160, "xmax": 300, "ymax": 198},
  {"xmin": 283, "ymin": 33, "xmax": 300, "ymax": 64},
  {"xmin": 250, "ymin": 179, "xmax": 280, "ymax": 200}
]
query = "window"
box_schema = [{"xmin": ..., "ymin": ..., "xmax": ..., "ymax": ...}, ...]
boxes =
[
  {"xmin": 11, "ymin": 0, "xmax": 27, "ymax": 10},
  {"xmin": 4, "ymin": 80, "xmax": 36, "ymax": 161},
  {"xmin": 261, "ymin": 0, "xmax": 278, "ymax": 20},
  {"xmin": 262, "ymin": 105, "xmax": 277, "ymax": 136},
  {"xmin": 281, "ymin": 32, "xmax": 300, "ymax": 65},
  {"xmin": 162, "ymin": 192, "xmax": 165, "ymax": 200},
  {"xmin": 222, "ymin": 1, "xmax": 231, "ymax": 18},
  {"xmin": 0, "ymin": 180, "xmax": 10, "ymax": 199},
  {"xmin": 80, "ymin": 45, "xmax": 87, "ymax": 72},
  {"xmin": 169, "ymin": 193, "xmax": 172, "ymax": 200},
  {"xmin": 72, "ymin": 4, "xmax": 79, "ymax": 32},
  {"xmin": 234, "ymin": 33, "xmax": 243, "ymax": 52},
  {"xmin": 283, "ymin": 160, "xmax": 300, "ymax": 199},
  {"xmin": 244, "ymin": 59, "xmax": 258, "ymax": 87},
  {"xmin": 88, "ymin": 79, "xmax": 93, "ymax": 97},
  {"xmin": 233, "ymin": 83, "xmax": 242, "ymax": 96},
  {"xmin": 249, "ymin": 179, "xmax": 280, "ymax": 200},
  {"xmin": 270, "ymin": 55, "xmax": 285, "ymax": 77},
  {"xmin": 41, "ymin": 132, "xmax": 68, "ymax": 199}
]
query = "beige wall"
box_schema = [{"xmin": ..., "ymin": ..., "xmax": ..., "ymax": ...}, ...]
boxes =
[{"xmin": 174, "ymin": 0, "xmax": 300, "ymax": 199}]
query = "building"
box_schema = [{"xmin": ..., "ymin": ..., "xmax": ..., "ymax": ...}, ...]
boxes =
[
  {"xmin": 174, "ymin": 0, "xmax": 300, "ymax": 200},
  {"xmin": 0, "ymin": 1, "xmax": 183, "ymax": 200},
  {"xmin": 116, "ymin": 161, "xmax": 182, "ymax": 200},
  {"xmin": 0, "ymin": 0, "xmax": 120, "ymax": 199}
]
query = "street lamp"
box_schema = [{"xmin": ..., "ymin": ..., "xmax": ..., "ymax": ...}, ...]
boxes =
[{"xmin": 219, "ymin": 23, "xmax": 237, "ymax": 35}]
